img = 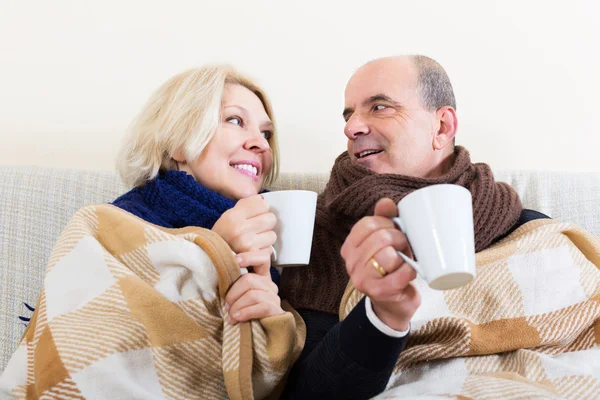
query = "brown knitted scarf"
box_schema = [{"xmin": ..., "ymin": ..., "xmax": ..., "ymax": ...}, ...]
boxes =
[{"xmin": 280, "ymin": 146, "xmax": 522, "ymax": 314}]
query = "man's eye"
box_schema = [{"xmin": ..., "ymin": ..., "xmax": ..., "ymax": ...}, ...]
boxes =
[
  {"xmin": 374, "ymin": 104, "xmax": 387, "ymax": 111},
  {"xmin": 227, "ymin": 116, "xmax": 242, "ymax": 126}
]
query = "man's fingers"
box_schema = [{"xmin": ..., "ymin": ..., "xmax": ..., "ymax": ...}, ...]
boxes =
[
  {"xmin": 373, "ymin": 198, "xmax": 399, "ymax": 218},
  {"xmin": 346, "ymin": 229, "xmax": 409, "ymax": 276},
  {"xmin": 359, "ymin": 263, "xmax": 418, "ymax": 302},
  {"xmin": 341, "ymin": 216, "xmax": 396, "ymax": 259},
  {"xmin": 365, "ymin": 246, "xmax": 403, "ymax": 277}
]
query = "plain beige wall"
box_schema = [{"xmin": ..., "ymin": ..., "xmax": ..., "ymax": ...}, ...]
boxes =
[{"xmin": 0, "ymin": 0, "xmax": 598, "ymax": 174}]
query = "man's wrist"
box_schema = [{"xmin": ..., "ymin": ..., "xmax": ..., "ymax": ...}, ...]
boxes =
[{"xmin": 366, "ymin": 297, "xmax": 410, "ymax": 337}]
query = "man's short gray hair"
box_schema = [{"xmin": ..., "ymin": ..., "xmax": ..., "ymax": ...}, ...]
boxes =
[{"xmin": 412, "ymin": 55, "xmax": 456, "ymax": 111}]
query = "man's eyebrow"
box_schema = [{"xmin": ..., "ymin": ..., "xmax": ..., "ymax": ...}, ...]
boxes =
[
  {"xmin": 363, "ymin": 94, "xmax": 401, "ymax": 108},
  {"xmin": 343, "ymin": 94, "xmax": 402, "ymax": 121}
]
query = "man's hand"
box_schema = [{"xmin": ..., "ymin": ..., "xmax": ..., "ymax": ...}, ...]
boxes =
[
  {"xmin": 212, "ymin": 194, "xmax": 276, "ymax": 275},
  {"xmin": 340, "ymin": 198, "xmax": 421, "ymax": 331}
]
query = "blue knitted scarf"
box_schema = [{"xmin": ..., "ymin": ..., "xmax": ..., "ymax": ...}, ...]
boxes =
[{"xmin": 112, "ymin": 170, "xmax": 237, "ymax": 229}]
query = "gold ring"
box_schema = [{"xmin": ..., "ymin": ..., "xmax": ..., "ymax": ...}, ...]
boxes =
[{"xmin": 370, "ymin": 258, "xmax": 387, "ymax": 277}]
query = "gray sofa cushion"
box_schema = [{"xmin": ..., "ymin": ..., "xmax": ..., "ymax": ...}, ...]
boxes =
[{"xmin": 0, "ymin": 166, "xmax": 126, "ymax": 372}]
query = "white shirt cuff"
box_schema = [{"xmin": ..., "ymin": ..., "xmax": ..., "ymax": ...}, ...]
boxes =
[{"xmin": 365, "ymin": 297, "xmax": 410, "ymax": 338}]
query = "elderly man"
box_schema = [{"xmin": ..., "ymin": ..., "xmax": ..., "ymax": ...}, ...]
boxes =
[{"xmin": 280, "ymin": 55, "xmax": 547, "ymax": 399}]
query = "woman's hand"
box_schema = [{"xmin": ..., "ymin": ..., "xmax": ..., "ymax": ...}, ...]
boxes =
[
  {"xmin": 340, "ymin": 198, "xmax": 421, "ymax": 331},
  {"xmin": 212, "ymin": 194, "xmax": 277, "ymax": 275},
  {"xmin": 225, "ymin": 273, "xmax": 283, "ymax": 325}
]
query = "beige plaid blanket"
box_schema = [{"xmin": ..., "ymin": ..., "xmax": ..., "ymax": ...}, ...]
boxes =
[
  {"xmin": 342, "ymin": 219, "xmax": 600, "ymax": 399},
  {"xmin": 0, "ymin": 205, "xmax": 305, "ymax": 400}
]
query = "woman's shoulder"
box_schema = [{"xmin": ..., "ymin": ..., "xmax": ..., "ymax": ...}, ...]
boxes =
[
  {"xmin": 111, "ymin": 185, "xmax": 165, "ymax": 227},
  {"xmin": 112, "ymin": 186, "xmax": 145, "ymax": 212}
]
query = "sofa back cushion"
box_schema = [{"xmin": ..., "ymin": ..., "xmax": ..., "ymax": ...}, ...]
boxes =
[{"xmin": 1, "ymin": 165, "xmax": 599, "ymax": 371}]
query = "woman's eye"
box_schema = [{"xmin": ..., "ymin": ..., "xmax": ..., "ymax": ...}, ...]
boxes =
[
  {"xmin": 374, "ymin": 104, "xmax": 387, "ymax": 111},
  {"xmin": 227, "ymin": 116, "xmax": 242, "ymax": 126},
  {"xmin": 261, "ymin": 131, "xmax": 272, "ymax": 140}
]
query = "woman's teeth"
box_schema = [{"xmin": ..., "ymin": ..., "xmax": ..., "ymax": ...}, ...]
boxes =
[{"xmin": 233, "ymin": 164, "xmax": 258, "ymax": 176}]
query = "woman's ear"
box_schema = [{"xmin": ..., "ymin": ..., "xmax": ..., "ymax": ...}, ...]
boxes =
[
  {"xmin": 172, "ymin": 147, "xmax": 186, "ymax": 163},
  {"xmin": 433, "ymin": 106, "xmax": 458, "ymax": 150}
]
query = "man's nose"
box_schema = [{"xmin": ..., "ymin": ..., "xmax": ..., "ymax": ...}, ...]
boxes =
[{"xmin": 344, "ymin": 114, "xmax": 370, "ymax": 139}]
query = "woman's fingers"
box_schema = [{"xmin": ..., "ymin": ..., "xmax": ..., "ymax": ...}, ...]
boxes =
[
  {"xmin": 236, "ymin": 248, "xmax": 274, "ymax": 275},
  {"xmin": 233, "ymin": 195, "xmax": 270, "ymax": 219},
  {"xmin": 234, "ymin": 230, "xmax": 277, "ymax": 253},
  {"xmin": 227, "ymin": 290, "xmax": 283, "ymax": 324},
  {"xmin": 225, "ymin": 273, "xmax": 278, "ymax": 309}
]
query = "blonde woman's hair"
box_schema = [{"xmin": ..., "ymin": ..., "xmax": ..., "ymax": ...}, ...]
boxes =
[{"xmin": 117, "ymin": 65, "xmax": 279, "ymax": 188}]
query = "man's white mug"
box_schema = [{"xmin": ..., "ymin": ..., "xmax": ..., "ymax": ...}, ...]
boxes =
[
  {"xmin": 261, "ymin": 190, "xmax": 318, "ymax": 266},
  {"xmin": 392, "ymin": 184, "xmax": 476, "ymax": 290}
]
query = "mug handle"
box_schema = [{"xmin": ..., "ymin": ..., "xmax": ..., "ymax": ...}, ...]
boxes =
[
  {"xmin": 270, "ymin": 245, "xmax": 278, "ymax": 263},
  {"xmin": 392, "ymin": 217, "xmax": 427, "ymax": 280}
]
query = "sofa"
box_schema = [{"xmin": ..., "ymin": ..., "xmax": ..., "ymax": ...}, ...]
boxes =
[{"xmin": 1, "ymin": 165, "xmax": 600, "ymax": 373}]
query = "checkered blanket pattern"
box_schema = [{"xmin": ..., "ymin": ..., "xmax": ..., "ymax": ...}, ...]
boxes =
[
  {"xmin": 0, "ymin": 205, "xmax": 305, "ymax": 400},
  {"xmin": 341, "ymin": 219, "xmax": 600, "ymax": 399}
]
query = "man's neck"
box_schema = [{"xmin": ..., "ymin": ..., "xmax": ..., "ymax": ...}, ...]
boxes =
[{"xmin": 424, "ymin": 148, "xmax": 456, "ymax": 179}]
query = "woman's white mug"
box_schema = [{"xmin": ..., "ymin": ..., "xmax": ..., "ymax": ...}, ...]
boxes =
[
  {"xmin": 261, "ymin": 190, "xmax": 318, "ymax": 267},
  {"xmin": 392, "ymin": 184, "xmax": 476, "ymax": 290}
]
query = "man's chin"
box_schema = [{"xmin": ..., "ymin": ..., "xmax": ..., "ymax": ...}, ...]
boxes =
[{"xmin": 354, "ymin": 157, "xmax": 382, "ymax": 173}]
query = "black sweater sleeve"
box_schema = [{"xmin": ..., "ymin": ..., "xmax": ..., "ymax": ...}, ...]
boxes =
[{"xmin": 280, "ymin": 298, "xmax": 407, "ymax": 399}]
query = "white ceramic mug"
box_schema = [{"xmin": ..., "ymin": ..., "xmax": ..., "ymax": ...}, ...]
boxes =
[
  {"xmin": 392, "ymin": 184, "xmax": 476, "ymax": 290},
  {"xmin": 261, "ymin": 190, "xmax": 318, "ymax": 266}
]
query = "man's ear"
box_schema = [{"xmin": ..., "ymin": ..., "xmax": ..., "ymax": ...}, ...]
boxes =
[{"xmin": 433, "ymin": 106, "xmax": 458, "ymax": 150}]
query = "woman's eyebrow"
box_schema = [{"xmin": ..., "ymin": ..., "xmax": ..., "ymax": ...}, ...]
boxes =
[{"xmin": 223, "ymin": 105, "xmax": 249, "ymax": 115}]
